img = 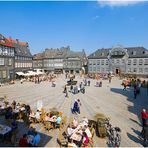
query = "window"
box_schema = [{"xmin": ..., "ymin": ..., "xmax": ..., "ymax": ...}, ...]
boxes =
[
  {"xmin": 101, "ymin": 68, "xmax": 104, "ymax": 73},
  {"xmin": 93, "ymin": 61, "xmax": 96, "ymax": 65},
  {"xmin": 93, "ymin": 67, "xmax": 96, "ymax": 72},
  {"xmin": 111, "ymin": 59, "xmax": 114, "ymax": 63},
  {"xmin": 144, "ymin": 59, "xmax": 148, "ymax": 65},
  {"xmin": 2, "ymin": 70, "xmax": 6, "ymax": 78},
  {"xmin": 97, "ymin": 60, "xmax": 100, "ymax": 65},
  {"xmin": 101, "ymin": 52, "xmax": 104, "ymax": 56},
  {"xmin": 106, "ymin": 60, "xmax": 109, "ymax": 65},
  {"xmin": 139, "ymin": 59, "xmax": 143, "ymax": 65},
  {"xmin": 133, "ymin": 59, "xmax": 137, "ymax": 65},
  {"xmin": 8, "ymin": 59, "xmax": 12, "ymax": 66},
  {"xmin": 133, "ymin": 68, "xmax": 137, "ymax": 73},
  {"xmin": 127, "ymin": 68, "xmax": 131, "ymax": 73},
  {"xmin": 132, "ymin": 51, "xmax": 136, "ymax": 55},
  {"xmin": 97, "ymin": 66, "xmax": 100, "ymax": 72},
  {"xmin": 116, "ymin": 59, "xmax": 120, "ymax": 64},
  {"xmin": 89, "ymin": 60, "xmax": 92, "ymax": 65},
  {"xmin": 139, "ymin": 68, "xmax": 143, "ymax": 73},
  {"xmin": 106, "ymin": 68, "xmax": 109, "ymax": 72},
  {"xmin": 122, "ymin": 59, "xmax": 125, "ymax": 64},
  {"xmin": 101, "ymin": 60, "xmax": 104, "ymax": 65},
  {"xmin": 0, "ymin": 58, "xmax": 4, "ymax": 65},
  {"xmin": 128, "ymin": 59, "xmax": 131, "ymax": 65}
]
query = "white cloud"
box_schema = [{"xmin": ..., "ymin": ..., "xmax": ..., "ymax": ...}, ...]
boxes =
[{"xmin": 98, "ymin": 0, "xmax": 142, "ymax": 7}]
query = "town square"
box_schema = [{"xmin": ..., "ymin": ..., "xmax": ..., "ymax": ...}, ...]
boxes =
[
  {"xmin": 0, "ymin": 1, "xmax": 148, "ymax": 147},
  {"xmin": 0, "ymin": 74, "xmax": 148, "ymax": 147}
]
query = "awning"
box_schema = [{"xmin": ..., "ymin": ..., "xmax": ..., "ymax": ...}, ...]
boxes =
[{"xmin": 16, "ymin": 72, "xmax": 25, "ymax": 76}]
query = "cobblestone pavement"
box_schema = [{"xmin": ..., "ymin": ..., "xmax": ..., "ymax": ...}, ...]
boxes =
[{"xmin": 0, "ymin": 74, "xmax": 148, "ymax": 147}]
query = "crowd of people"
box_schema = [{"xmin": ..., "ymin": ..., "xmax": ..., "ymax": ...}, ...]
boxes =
[
  {"xmin": 58, "ymin": 116, "xmax": 95, "ymax": 147},
  {"xmin": 0, "ymin": 97, "xmax": 65, "ymax": 147}
]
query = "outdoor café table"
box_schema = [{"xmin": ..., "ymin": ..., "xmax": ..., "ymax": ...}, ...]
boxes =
[
  {"xmin": 70, "ymin": 125, "xmax": 83, "ymax": 142},
  {"xmin": 16, "ymin": 106, "xmax": 25, "ymax": 111},
  {"xmin": 0, "ymin": 124, "xmax": 12, "ymax": 138},
  {"xmin": 70, "ymin": 132, "xmax": 82, "ymax": 142}
]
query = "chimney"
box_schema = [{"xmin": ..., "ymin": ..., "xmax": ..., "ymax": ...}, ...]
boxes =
[{"xmin": 16, "ymin": 39, "xmax": 19, "ymax": 43}]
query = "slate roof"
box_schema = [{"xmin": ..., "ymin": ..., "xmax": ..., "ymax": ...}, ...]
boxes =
[
  {"xmin": 42, "ymin": 46, "xmax": 70, "ymax": 59},
  {"xmin": 65, "ymin": 49, "xmax": 86, "ymax": 60},
  {"xmin": 88, "ymin": 47, "xmax": 148, "ymax": 59},
  {"xmin": 33, "ymin": 53, "xmax": 44, "ymax": 60},
  {"xmin": 14, "ymin": 43, "xmax": 32, "ymax": 57}
]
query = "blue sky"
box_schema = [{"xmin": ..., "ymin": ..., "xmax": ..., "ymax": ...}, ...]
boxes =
[{"xmin": 0, "ymin": 1, "xmax": 148, "ymax": 55}]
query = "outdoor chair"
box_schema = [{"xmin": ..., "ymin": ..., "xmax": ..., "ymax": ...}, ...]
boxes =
[
  {"xmin": 44, "ymin": 121, "xmax": 54, "ymax": 132},
  {"xmin": 88, "ymin": 125, "xmax": 95, "ymax": 147},
  {"xmin": 57, "ymin": 130, "xmax": 68, "ymax": 147}
]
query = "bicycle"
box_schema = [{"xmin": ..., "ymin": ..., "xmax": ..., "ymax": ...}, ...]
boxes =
[{"xmin": 104, "ymin": 118, "xmax": 121, "ymax": 147}]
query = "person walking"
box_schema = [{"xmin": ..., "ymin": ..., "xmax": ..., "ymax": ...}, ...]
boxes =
[
  {"xmin": 134, "ymin": 85, "xmax": 138, "ymax": 99},
  {"xmin": 141, "ymin": 109, "xmax": 148, "ymax": 128},
  {"xmin": 123, "ymin": 82, "xmax": 127, "ymax": 91}
]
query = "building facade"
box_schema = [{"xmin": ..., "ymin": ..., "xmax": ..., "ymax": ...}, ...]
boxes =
[
  {"xmin": 33, "ymin": 53, "xmax": 44, "ymax": 69},
  {"xmin": 6, "ymin": 38, "xmax": 33, "ymax": 74},
  {"xmin": 33, "ymin": 47, "xmax": 87, "ymax": 74},
  {"xmin": 63, "ymin": 49, "xmax": 87, "ymax": 73},
  {"xmin": 0, "ymin": 34, "xmax": 15, "ymax": 82},
  {"xmin": 88, "ymin": 46, "xmax": 148, "ymax": 76}
]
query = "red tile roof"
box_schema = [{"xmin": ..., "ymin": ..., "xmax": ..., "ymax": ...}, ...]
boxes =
[
  {"xmin": 6, "ymin": 38, "xmax": 28, "ymax": 46},
  {"xmin": 0, "ymin": 34, "xmax": 14, "ymax": 47}
]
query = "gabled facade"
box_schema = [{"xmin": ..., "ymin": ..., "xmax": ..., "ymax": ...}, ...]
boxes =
[
  {"xmin": 0, "ymin": 34, "xmax": 15, "ymax": 82},
  {"xmin": 7, "ymin": 38, "xmax": 33, "ymax": 73},
  {"xmin": 33, "ymin": 53, "xmax": 44, "ymax": 69},
  {"xmin": 63, "ymin": 49, "xmax": 87, "ymax": 73},
  {"xmin": 88, "ymin": 46, "xmax": 148, "ymax": 76}
]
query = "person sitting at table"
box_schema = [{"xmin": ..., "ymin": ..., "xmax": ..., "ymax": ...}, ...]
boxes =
[
  {"xmin": 45, "ymin": 113, "xmax": 50, "ymax": 121},
  {"xmin": 56, "ymin": 114, "xmax": 62, "ymax": 127},
  {"xmin": 5, "ymin": 107, "xmax": 13, "ymax": 119},
  {"xmin": 11, "ymin": 100, "xmax": 16, "ymax": 109},
  {"xmin": 84, "ymin": 125, "xmax": 92, "ymax": 139},
  {"xmin": 27, "ymin": 126, "xmax": 35, "ymax": 136},
  {"xmin": 73, "ymin": 117, "xmax": 78, "ymax": 128},
  {"xmin": 35, "ymin": 110, "xmax": 40, "ymax": 120},
  {"xmin": 19, "ymin": 134, "xmax": 28, "ymax": 147},
  {"xmin": 25, "ymin": 105, "xmax": 31, "ymax": 116},
  {"xmin": 11, "ymin": 119, "xmax": 18, "ymax": 131},
  {"xmin": 30, "ymin": 131, "xmax": 41, "ymax": 146},
  {"xmin": 67, "ymin": 125, "xmax": 75, "ymax": 137},
  {"xmin": 82, "ymin": 132, "xmax": 89, "ymax": 147}
]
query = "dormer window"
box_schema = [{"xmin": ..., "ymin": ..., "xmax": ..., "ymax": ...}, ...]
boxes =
[
  {"xmin": 132, "ymin": 51, "xmax": 136, "ymax": 55},
  {"xmin": 101, "ymin": 52, "xmax": 104, "ymax": 56},
  {"xmin": 143, "ymin": 51, "xmax": 145, "ymax": 54}
]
